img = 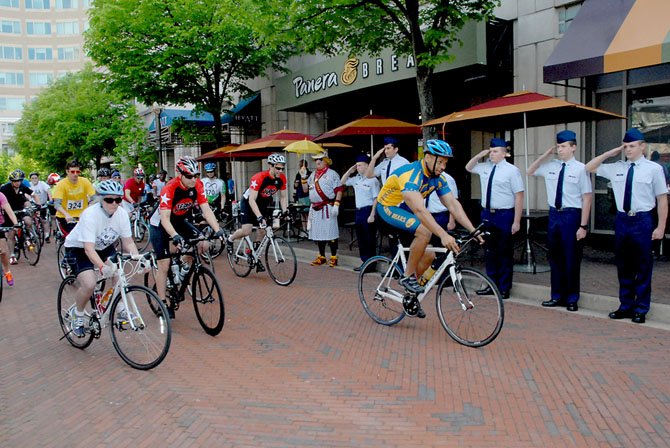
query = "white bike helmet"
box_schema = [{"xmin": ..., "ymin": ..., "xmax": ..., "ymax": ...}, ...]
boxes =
[
  {"xmin": 96, "ymin": 179, "xmax": 124, "ymax": 196},
  {"xmin": 267, "ymin": 153, "xmax": 285, "ymax": 165}
]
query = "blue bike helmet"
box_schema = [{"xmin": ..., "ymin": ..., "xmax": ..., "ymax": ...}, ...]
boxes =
[
  {"xmin": 424, "ymin": 139, "xmax": 453, "ymax": 158},
  {"xmin": 204, "ymin": 162, "xmax": 216, "ymax": 172}
]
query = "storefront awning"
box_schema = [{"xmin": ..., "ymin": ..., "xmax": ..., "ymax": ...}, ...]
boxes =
[
  {"xmin": 148, "ymin": 94, "xmax": 259, "ymax": 131},
  {"xmin": 543, "ymin": 0, "xmax": 670, "ymax": 83}
]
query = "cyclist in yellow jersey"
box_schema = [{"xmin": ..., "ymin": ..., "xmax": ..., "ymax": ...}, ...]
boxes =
[
  {"xmin": 52, "ymin": 160, "xmax": 96, "ymax": 235},
  {"xmin": 376, "ymin": 140, "xmax": 480, "ymax": 313}
]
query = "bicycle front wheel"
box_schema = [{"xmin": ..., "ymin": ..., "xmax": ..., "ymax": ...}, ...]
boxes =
[
  {"xmin": 57, "ymin": 243, "xmax": 73, "ymax": 279},
  {"xmin": 191, "ymin": 266, "xmax": 225, "ymax": 336},
  {"xmin": 265, "ymin": 237, "xmax": 297, "ymax": 286},
  {"xmin": 109, "ymin": 285, "xmax": 172, "ymax": 370},
  {"xmin": 227, "ymin": 238, "xmax": 253, "ymax": 277},
  {"xmin": 134, "ymin": 219, "xmax": 150, "ymax": 251},
  {"xmin": 358, "ymin": 256, "xmax": 405, "ymax": 326},
  {"xmin": 57, "ymin": 275, "xmax": 95, "ymax": 349},
  {"xmin": 436, "ymin": 267, "xmax": 504, "ymax": 348},
  {"xmin": 22, "ymin": 226, "xmax": 41, "ymax": 266}
]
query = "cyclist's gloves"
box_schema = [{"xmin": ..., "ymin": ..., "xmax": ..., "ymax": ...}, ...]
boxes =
[
  {"xmin": 212, "ymin": 229, "xmax": 225, "ymax": 239},
  {"xmin": 281, "ymin": 210, "xmax": 290, "ymax": 219},
  {"xmin": 257, "ymin": 215, "xmax": 267, "ymax": 229},
  {"xmin": 100, "ymin": 263, "xmax": 117, "ymax": 278},
  {"xmin": 172, "ymin": 234, "xmax": 185, "ymax": 247}
]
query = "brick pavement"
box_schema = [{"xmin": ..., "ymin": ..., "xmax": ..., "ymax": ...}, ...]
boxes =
[{"xmin": 1, "ymin": 244, "xmax": 670, "ymax": 447}]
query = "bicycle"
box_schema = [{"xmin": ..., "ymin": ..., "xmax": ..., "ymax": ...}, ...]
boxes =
[
  {"xmin": 57, "ymin": 252, "xmax": 172, "ymax": 370},
  {"xmin": 130, "ymin": 203, "xmax": 154, "ymax": 252},
  {"xmin": 0, "ymin": 225, "xmax": 14, "ymax": 303},
  {"xmin": 13, "ymin": 205, "xmax": 42, "ymax": 266},
  {"xmin": 56, "ymin": 218, "xmax": 77, "ymax": 279},
  {"xmin": 357, "ymin": 224, "xmax": 504, "ymax": 348},
  {"xmin": 226, "ymin": 221, "xmax": 297, "ymax": 286},
  {"xmin": 279, "ymin": 203, "xmax": 309, "ymax": 242},
  {"xmin": 144, "ymin": 234, "xmax": 225, "ymax": 336}
]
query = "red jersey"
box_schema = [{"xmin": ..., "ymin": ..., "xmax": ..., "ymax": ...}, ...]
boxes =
[
  {"xmin": 243, "ymin": 171, "xmax": 287, "ymax": 209},
  {"xmin": 149, "ymin": 177, "xmax": 207, "ymax": 227},
  {"xmin": 123, "ymin": 178, "xmax": 146, "ymax": 204}
]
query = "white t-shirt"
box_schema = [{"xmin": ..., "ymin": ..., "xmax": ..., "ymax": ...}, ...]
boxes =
[
  {"xmin": 65, "ymin": 203, "xmax": 132, "ymax": 250},
  {"xmin": 30, "ymin": 180, "xmax": 50, "ymax": 205}
]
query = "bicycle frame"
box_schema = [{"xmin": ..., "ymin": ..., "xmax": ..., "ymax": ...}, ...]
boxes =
[{"xmin": 240, "ymin": 225, "xmax": 274, "ymax": 263}]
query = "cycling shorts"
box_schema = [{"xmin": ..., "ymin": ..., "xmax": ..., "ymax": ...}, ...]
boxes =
[
  {"xmin": 64, "ymin": 245, "xmax": 116, "ymax": 277},
  {"xmin": 149, "ymin": 221, "xmax": 201, "ymax": 260}
]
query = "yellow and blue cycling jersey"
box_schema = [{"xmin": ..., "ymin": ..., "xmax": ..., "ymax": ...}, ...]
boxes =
[{"xmin": 376, "ymin": 160, "xmax": 452, "ymax": 233}]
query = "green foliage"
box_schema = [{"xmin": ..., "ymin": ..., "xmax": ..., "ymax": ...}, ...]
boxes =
[
  {"xmin": 11, "ymin": 65, "xmax": 147, "ymax": 172},
  {"xmin": 0, "ymin": 154, "xmax": 51, "ymax": 184},
  {"xmin": 85, "ymin": 0, "xmax": 296, "ymax": 146}
]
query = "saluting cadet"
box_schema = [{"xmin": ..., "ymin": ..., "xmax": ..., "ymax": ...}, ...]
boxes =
[
  {"xmin": 365, "ymin": 136, "xmax": 410, "ymax": 184},
  {"xmin": 528, "ymin": 130, "xmax": 592, "ymax": 312},
  {"xmin": 341, "ymin": 153, "xmax": 381, "ymax": 271},
  {"xmin": 466, "ymin": 138, "xmax": 524, "ymax": 299},
  {"xmin": 585, "ymin": 128, "xmax": 668, "ymax": 324}
]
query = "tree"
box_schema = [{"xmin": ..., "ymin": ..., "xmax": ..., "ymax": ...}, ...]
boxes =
[
  {"xmin": 12, "ymin": 65, "xmax": 148, "ymax": 172},
  {"xmin": 272, "ymin": 0, "xmax": 500, "ymax": 139},
  {"xmin": 85, "ymin": 0, "xmax": 295, "ymax": 149}
]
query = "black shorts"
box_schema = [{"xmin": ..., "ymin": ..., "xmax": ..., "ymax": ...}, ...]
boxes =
[
  {"xmin": 149, "ymin": 221, "xmax": 202, "ymax": 260},
  {"xmin": 239, "ymin": 199, "xmax": 272, "ymax": 225},
  {"xmin": 64, "ymin": 245, "xmax": 117, "ymax": 277}
]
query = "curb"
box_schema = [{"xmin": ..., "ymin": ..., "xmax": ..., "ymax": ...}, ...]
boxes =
[{"xmin": 292, "ymin": 245, "xmax": 670, "ymax": 330}]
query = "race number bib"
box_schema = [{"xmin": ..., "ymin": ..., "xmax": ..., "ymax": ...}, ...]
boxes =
[{"xmin": 66, "ymin": 200, "xmax": 84, "ymax": 210}]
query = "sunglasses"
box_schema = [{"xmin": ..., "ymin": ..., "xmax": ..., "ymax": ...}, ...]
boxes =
[
  {"xmin": 69, "ymin": 170, "xmax": 81, "ymax": 175},
  {"xmin": 274, "ymin": 166, "xmax": 285, "ymax": 171},
  {"xmin": 103, "ymin": 197, "xmax": 123, "ymax": 204},
  {"xmin": 182, "ymin": 173, "xmax": 200, "ymax": 180}
]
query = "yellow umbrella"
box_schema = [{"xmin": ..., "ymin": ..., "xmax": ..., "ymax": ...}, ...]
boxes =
[{"xmin": 283, "ymin": 139, "xmax": 326, "ymax": 155}]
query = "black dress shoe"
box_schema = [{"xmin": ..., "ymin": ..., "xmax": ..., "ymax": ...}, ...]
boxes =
[
  {"xmin": 608, "ymin": 308, "xmax": 633, "ymax": 320},
  {"xmin": 566, "ymin": 303, "xmax": 578, "ymax": 312},
  {"xmin": 476, "ymin": 286, "xmax": 494, "ymax": 296},
  {"xmin": 632, "ymin": 313, "xmax": 646, "ymax": 324},
  {"xmin": 353, "ymin": 265, "xmax": 361, "ymax": 272},
  {"xmin": 541, "ymin": 299, "xmax": 563, "ymax": 307}
]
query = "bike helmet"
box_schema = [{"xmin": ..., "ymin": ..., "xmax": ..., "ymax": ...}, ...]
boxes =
[
  {"xmin": 8, "ymin": 169, "xmax": 25, "ymax": 181},
  {"xmin": 96, "ymin": 179, "xmax": 124, "ymax": 196},
  {"xmin": 267, "ymin": 153, "xmax": 285, "ymax": 165},
  {"xmin": 111, "ymin": 170, "xmax": 121, "ymax": 179},
  {"xmin": 29, "ymin": 172, "xmax": 39, "ymax": 178},
  {"xmin": 204, "ymin": 162, "xmax": 216, "ymax": 172},
  {"xmin": 97, "ymin": 167, "xmax": 111, "ymax": 178},
  {"xmin": 47, "ymin": 173, "xmax": 60, "ymax": 185},
  {"xmin": 159, "ymin": 169, "xmax": 167, "ymax": 175},
  {"xmin": 133, "ymin": 167, "xmax": 145, "ymax": 177},
  {"xmin": 175, "ymin": 156, "xmax": 200, "ymax": 176},
  {"xmin": 424, "ymin": 139, "xmax": 453, "ymax": 158}
]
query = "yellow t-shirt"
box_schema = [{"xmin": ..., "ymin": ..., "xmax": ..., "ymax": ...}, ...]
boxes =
[{"xmin": 52, "ymin": 177, "xmax": 96, "ymax": 218}]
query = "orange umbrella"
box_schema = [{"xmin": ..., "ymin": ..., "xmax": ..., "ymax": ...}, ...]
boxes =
[
  {"xmin": 314, "ymin": 114, "xmax": 421, "ymax": 141},
  {"xmin": 196, "ymin": 144, "xmax": 240, "ymax": 161},
  {"xmin": 228, "ymin": 130, "xmax": 314, "ymax": 153}
]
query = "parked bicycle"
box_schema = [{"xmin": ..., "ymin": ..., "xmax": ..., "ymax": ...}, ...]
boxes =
[
  {"xmin": 57, "ymin": 252, "xmax": 171, "ymax": 370},
  {"xmin": 357, "ymin": 224, "xmax": 504, "ymax": 348},
  {"xmin": 144, "ymin": 234, "xmax": 225, "ymax": 336},
  {"xmin": 227, "ymin": 222, "xmax": 297, "ymax": 286},
  {"xmin": 279, "ymin": 203, "xmax": 309, "ymax": 242}
]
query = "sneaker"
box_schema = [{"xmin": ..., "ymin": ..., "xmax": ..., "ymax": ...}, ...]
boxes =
[
  {"xmin": 328, "ymin": 256, "xmax": 338, "ymax": 267},
  {"xmin": 45, "ymin": 236, "xmax": 50, "ymax": 244},
  {"xmin": 226, "ymin": 239, "xmax": 234, "ymax": 254},
  {"xmin": 4, "ymin": 271, "xmax": 13, "ymax": 287},
  {"xmin": 68, "ymin": 304, "xmax": 87, "ymax": 338},
  {"xmin": 399, "ymin": 275, "xmax": 425, "ymax": 294},
  {"xmin": 9, "ymin": 256, "xmax": 17, "ymax": 265},
  {"xmin": 311, "ymin": 255, "xmax": 327, "ymax": 266}
]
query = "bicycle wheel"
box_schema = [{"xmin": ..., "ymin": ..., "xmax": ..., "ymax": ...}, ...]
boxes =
[
  {"xmin": 109, "ymin": 285, "xmax": 172, "ymax": 370},
  {"xmin": 358, "ymin": 256, "xmax": 406, "ymax": 326},
  {"xmin": 57, "ymin": 275, "xmax": 95, "ymax": 349},
  {"xmin": 57, "ymin": 243, "xmax": 72, "ymax": 279},
  {"xmin": 34, "ymin": 218, "xmax": 45, "ymax": 246},
  {"xmin": 22, "ymin": 226, "xmax": 41, "ymax": 266},
  {"xmin": 227, "ymin": 238, "xmax": 253, "ymax": 277},
  {"xmin": 134, "ymin": 219, "xmax": 151, "ymax": 251},
  {"xmin": 436, "ymin": 267, "xmax": 504, "ymax": 348},
  {"xmin": 264, "ymin": 237, "xmax": 297, "ymax": 286},
  {"xmin": 191, "ymin": 266, "xmax": 225, "ymax": 336}
]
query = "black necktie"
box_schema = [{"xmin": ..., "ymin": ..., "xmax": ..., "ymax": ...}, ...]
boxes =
[
  {"xmin": 486, "ymin": 165, "xmax": 496, "ymax": 211},
  {"xmin": 623, "ymin": 163, "xmax": 635, "ymax": 213},
  {"xmin": 385, "ymin": 158, "xmax": 392, "ymax": 182},
  {"xmin": 555, "ymin": 162, "xmax": 566, "ymax": 209}
]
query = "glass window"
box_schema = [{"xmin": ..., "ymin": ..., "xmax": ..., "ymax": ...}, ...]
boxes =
[
  {"xmin": 559, "ymin": 2, "xmax": 582, "ymax": 35},
  {"xmin": 0, "ymin": 46, "xmax": 22, "ymax": 60},
  {"xmin": 26, "ymin": 0, "xmax": 50, "ymax": 8},
  {"xmin": 0, "ymin": 97, "xmax": 25, "ymax": 110},
  {"xmin": 26, "ymin": 22, "xmax": 52, "ymax": 35},
  {"xmin": 29, "ymin": 72, "xmax": 54, "ymax": 87},
  {"xmin": 57, "ymin": 46, "xmax": 79, "ymax": 61},
  {"xmin": 28, "ymin": 47, "xmax": 53, "ymax": 61},
  {"xmin": 0, "ymin": 20, "xmax": 20, "ymax": 34},
  {"xmin": 0, "ymin": 0, "xmax": 19, "ymax": 7},
  {"xmin": 81, "ymin": 0, "xmax": 90, "ymax": 8},
  {"xmin": 56, "ymin": 0, "xmax": 77, "ymax": 8},
  {"xmin": 56, "ymin": 21, "xmax": 79, "ymax": 35},
  {"xmin": 0, "ymin": 72, "xmax": 24, "ymax": 86}
]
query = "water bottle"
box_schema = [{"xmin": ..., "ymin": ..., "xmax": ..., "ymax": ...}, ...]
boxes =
[
  {"xmin": 418, "ymin": 253, "xmax": 447, "ymax": 286},
  {"xmin": 171, "ymin": 261, "xmax": 182, "ymax": 285},
  {"xmin": 272, "ymin": 209, "xmax": 281, "ymax": 229},
  {"xmin": 94, "ymin": 289, "xmax": 103, "ymax": 310},
  {"xmin": 179, "ymin": 264, "xmax": 190, "ymax": 283},
  {"xmin": 232, "ymin": 200, "xmax": 239, "ymax": 217}
]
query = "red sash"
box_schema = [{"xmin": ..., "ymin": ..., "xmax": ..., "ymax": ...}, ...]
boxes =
[{"xmin": 312, "ymin": 168, "xmax": 334, "ymax": 211}]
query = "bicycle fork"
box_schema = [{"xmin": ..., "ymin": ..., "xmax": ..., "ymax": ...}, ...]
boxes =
[{"xmin": 450, "ymin": 265, "xmax": 474, "ymax": 311}]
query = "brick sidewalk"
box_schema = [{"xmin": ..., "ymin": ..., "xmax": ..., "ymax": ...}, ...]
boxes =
[{"xmin": 1, "ymin": 245, "xmax": 669, "ymax": 447}]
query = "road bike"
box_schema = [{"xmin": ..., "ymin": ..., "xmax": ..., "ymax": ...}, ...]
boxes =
[
  {"xmin": 227, "ymin": 223, "xmax": 297, "ymax": 286},
  {"xmin": 130, "ymin": 203, "xmax": 154, "ymax": 252},
  {"xmin": 357, "ymin": 224, "xmax": 504, "ymax": 348},
  {"xmin": 56, "ymin": 218, "xmax": 77, "ymax": 279},
  {"xmin": 57, "ymin": 252, "xmax": 171, "ymax": 370},
  {"xmin": 144, "ymin": 234, "xmax": 225, "ymax": 336},
  {"xmin": 13, "ymin": 205, "xmax": 42, "ymax": 266}
]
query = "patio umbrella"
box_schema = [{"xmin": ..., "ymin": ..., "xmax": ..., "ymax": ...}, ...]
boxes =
[
  {"xmin": 196, "ymin": 144, "xmax": 240, "ymax": 161},
  {"xmin": 283, "ymin": 139, "xmax": 325, "ymax": 155},
  {"xmin": 229, "ymin": 130, "xmax": 314, "ymax": 153}
]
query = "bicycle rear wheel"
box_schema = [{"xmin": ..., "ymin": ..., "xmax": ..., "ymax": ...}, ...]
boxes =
[
  {"xmin": 358, "ymin": 256, "xmax": 405, "ymax": 326},
  {"xmin": 57, "ymin": 243, "xmax": 73, "ymax": 279},
  {"xmin": 436, "ymin": 267, "xmax": 504, "ymax": 348},
  {"xmin": 133, "ymin": 219, "xmax": 151, "ymax": 251},
  {"xmin": 227, "ymin": 238, "xmax": 253, "ymax": 277},
  {"xmin": 57, "ymin": 275, "xmax": 95, "ymax": 349},
  {"xmin": 191, "ymin": 266, "xmax": 225, "ymax": 336},
  {"xmin": 265, "ymin": 237, "xmax": 297, "ymax": 286},
  {"xmin": 22, "ymin": 226, "xmax": 41, "ymax": 266},
  {"xmin": 109, "ymin": 285, "xmax": 172, "ymax": 370}
]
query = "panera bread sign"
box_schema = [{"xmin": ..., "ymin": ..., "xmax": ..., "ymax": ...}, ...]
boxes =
[{"xmin": 292, "ymin": 54, "xmax": 416, "ymax": 99}]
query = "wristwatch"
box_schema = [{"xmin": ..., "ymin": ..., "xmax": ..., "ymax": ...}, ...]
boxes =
[{"xmin": 580, "ymin": 224, "xmax": 588, "ymax": 230}]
